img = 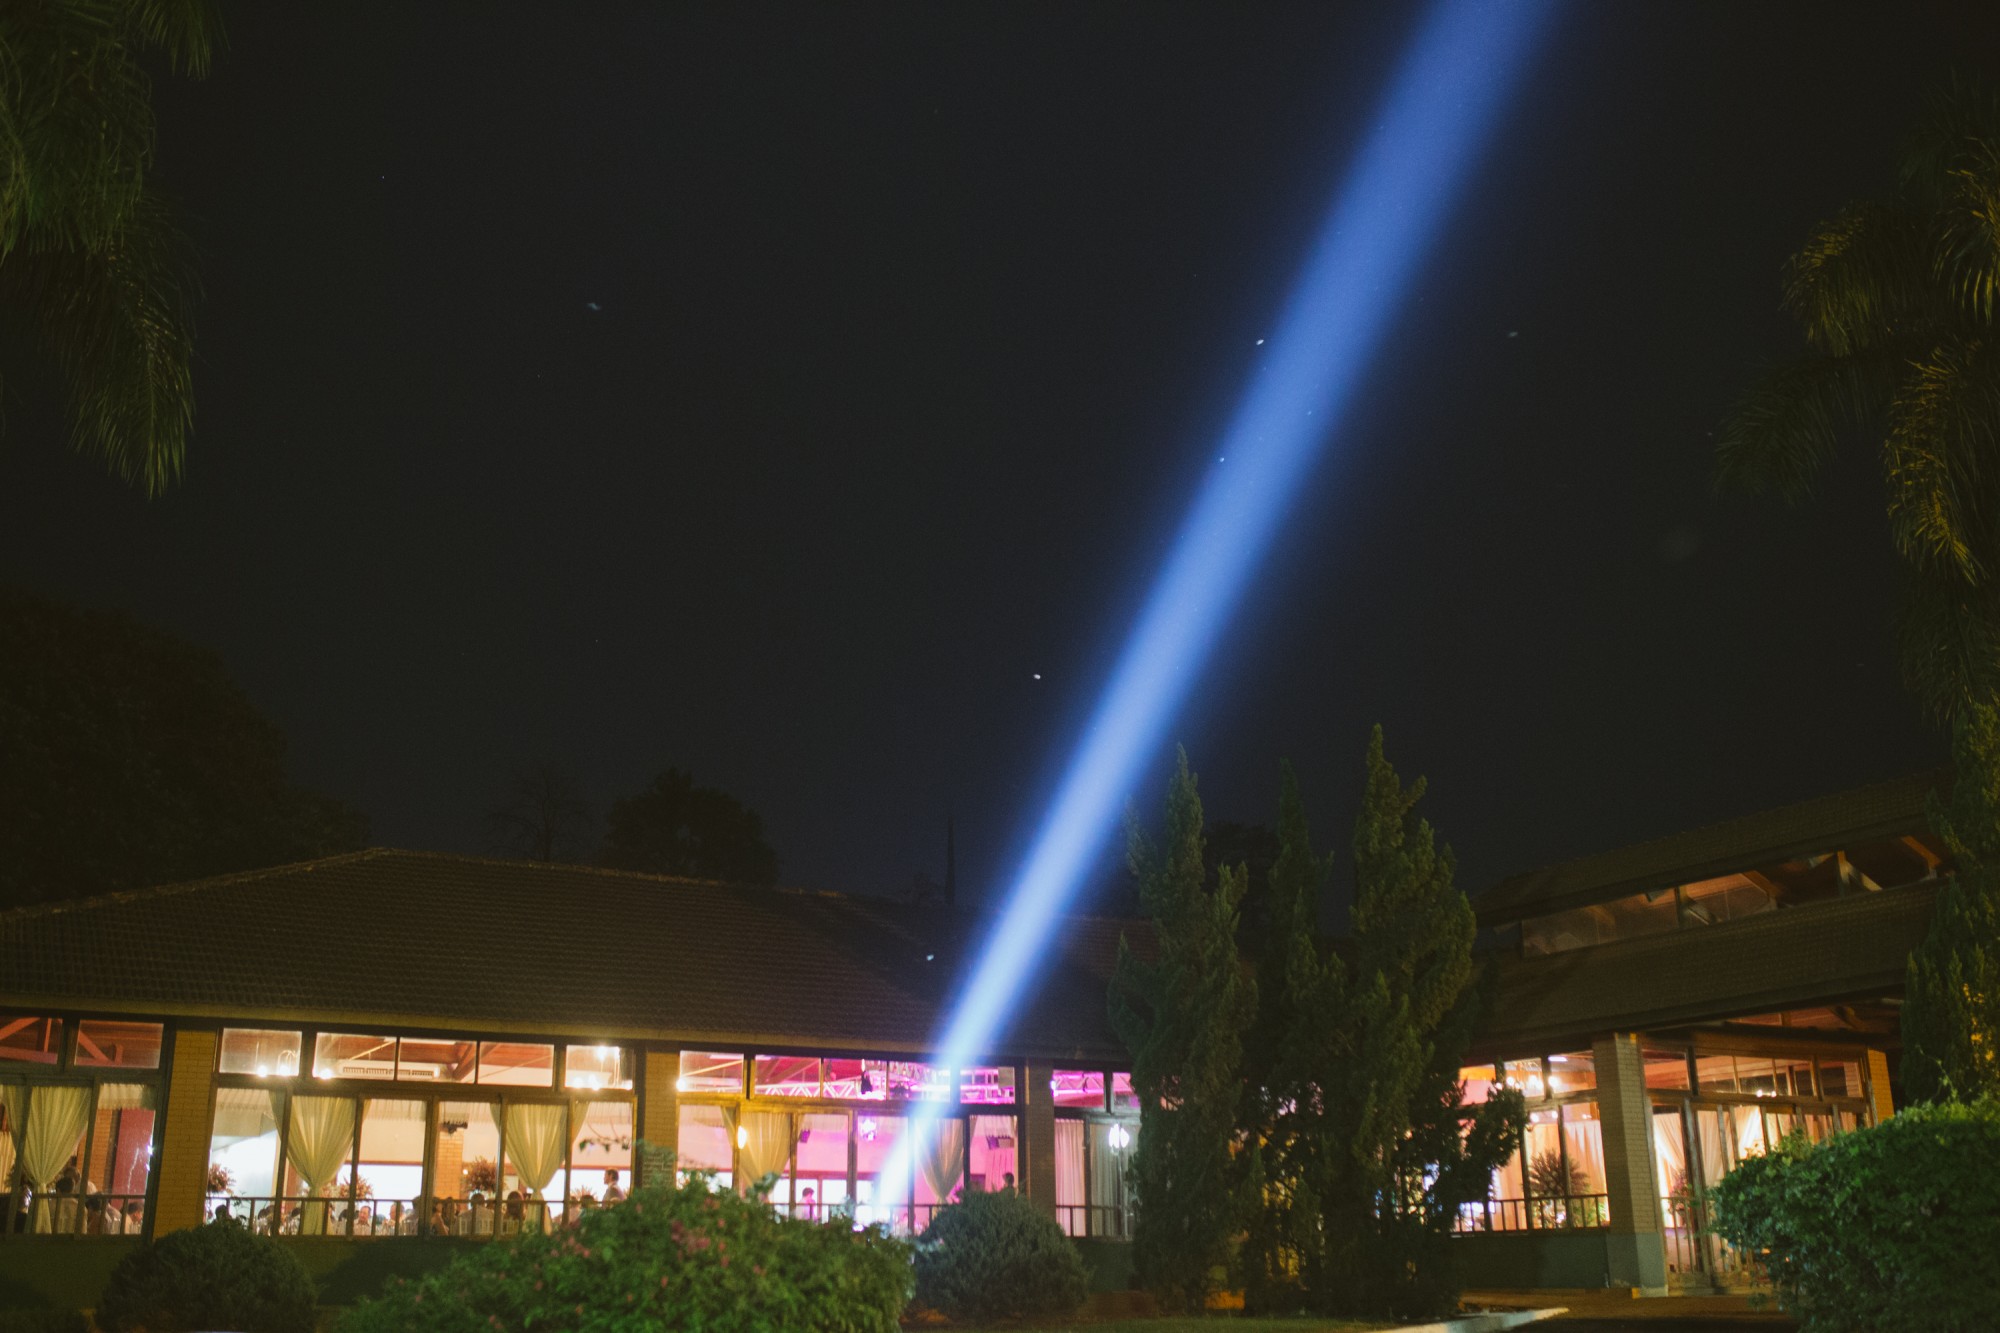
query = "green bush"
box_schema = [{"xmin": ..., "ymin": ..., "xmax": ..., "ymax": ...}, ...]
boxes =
[
  {"xmin": 95, "ymin": 1219, "xmax": 318, "ymax": 1333},
  {"xmin": 1710, "ymin": 1099, "xmax": 2000, "ymax": 1333},
  {"xmin": 913, "ymin": 1186, "xmax": 1089, "ymax": 1321},
  {"xmin": 341, "ymin": 1171, "xmax": 911, "ymax": 1333},
  {"xmin": 0, "ymin": 1311, "xmax": 90, "ymax": 1333}
]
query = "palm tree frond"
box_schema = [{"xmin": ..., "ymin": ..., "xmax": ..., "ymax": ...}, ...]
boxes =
[
  {"xmin": 13, "ymin": 189, "xmax": 200, "ymax": 495},
  {"xmin": 1885, "ymin": 338, "xmax": 2000, "ymax": 584},
  {"xmin": 1938, "ymin": 139, "xmax": 2000, "ymax": 326},
  {"xmin": 1898, "ymin": 571, "xmax": 2000, "ymax": 724},
  {"xmin": 1783, "ymin": 203, "xmax": 1933, "ymax": 356},
  {"xmin": 1715, "ymin": 354, "xmax": 1889, "ymax": 501},
  {"xmin": 124, "ymin": 0, "xmax": 225, "ymax": 77},
  {"xmin": 1901, "ymin": 75, "xmax": 2000, "ymax": 207}
]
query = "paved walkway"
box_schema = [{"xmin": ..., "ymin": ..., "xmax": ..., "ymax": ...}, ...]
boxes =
[{"xmin": 1461, "ymin": 1290, "xmax": 1792, "ymax": 1331}]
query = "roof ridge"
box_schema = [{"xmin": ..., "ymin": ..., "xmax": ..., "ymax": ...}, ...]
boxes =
[
  {"xmin": 357, "ymin": 848, "xmax": 879, "ymax": 901},
  {"xmin": 0, "ymin": 848, "xmax": 391, "ymax": 924}
]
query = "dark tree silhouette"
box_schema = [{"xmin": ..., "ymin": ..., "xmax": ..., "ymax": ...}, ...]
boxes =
[
  {"xmin": 0, "ymin": 1, "xmax": 223, "ymax": 493},
  {"xmin": 598, "ymin": 768, "xmax": 778, "ymax": 885},
  {"xmin": 0, "ymin": 588, "xmax": 368, "ymax": 909},
  {"xmin": 486, "ymin": 761, "xmax": 589, "ymax": 863}
]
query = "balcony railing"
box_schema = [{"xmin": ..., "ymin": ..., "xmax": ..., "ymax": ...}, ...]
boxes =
[
  {"xmin": 1056, "ymin": 1203, "xmax": 1132, "ymax": 1240},
  {"xmin": 1451, "ymin": 1193, "xmax": 1610, "ymax": 1234},
  {"xmin": 1, "ymin": 1191, "xmax": 148, "ymax": 1237}
]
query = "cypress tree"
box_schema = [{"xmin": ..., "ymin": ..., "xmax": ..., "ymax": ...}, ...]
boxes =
[
  {"xmin": 1903, "ymin": 704, "xmax": 2000, "ymax": 1103},
  {"xmin": 1278, "ymin": 727, "xmax": 1524, "ymax": 1318},
  {"xmin": 1110, "ymin": 749, "xmax": 1257, "ymax": 1313}
]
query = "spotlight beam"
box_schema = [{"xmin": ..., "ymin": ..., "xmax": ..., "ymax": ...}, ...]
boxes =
[{"xmin": 873, "ymin": 0, "xmax": 1553, "ymax": 1219}]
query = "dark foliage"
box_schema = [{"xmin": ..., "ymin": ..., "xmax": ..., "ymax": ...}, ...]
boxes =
[
  {"xmin": 1111, "ymin": 750, "xmax": 1257, "ymax": 1313},
  {"xmin": 1710, "ymin": 1101, "xmax": 2000, "ymax": 1333},
  {"xmin": 95, "ymin": 1220, "xmax": 318, "ymax": 1333},
  {"xmin": 912, "ymin": 1186, "xmax": 1089, "ymax": 1321},
  {"xmin": 0, "ymin": 589, "xmax": 368, "ymax": 910},
  {"xmin": 341, "ymin": 1168, "xmax": 910, "ymax": 1333},
  {"xmin": 1904, "ymin": 703, "xmax": 2000, "ymax": 1102},
  {"xmin": 0, "ymin": 1312, "xmax": 89, "ymax": 1333},
  {"xmin": 598, "ymin": 767, "xmax": 779, "ymax": 884}
]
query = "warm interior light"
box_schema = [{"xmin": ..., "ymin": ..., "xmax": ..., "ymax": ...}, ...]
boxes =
[
  {"xmin": 735, "ymin": 1126, "xmax": 749, "ymax": 1150},
  {"xmin": 255, "ymin": 1064, "xmax": 269, "ymax": 1077}
]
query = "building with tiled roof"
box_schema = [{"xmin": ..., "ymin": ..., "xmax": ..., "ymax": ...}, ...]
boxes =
[{"xmin": 0, "ymin": 774, "xmax": 1950, "ymax": 1308}]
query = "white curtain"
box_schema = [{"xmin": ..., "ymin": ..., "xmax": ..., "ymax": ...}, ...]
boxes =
[
  {"xmin": 504, "ymin": 1102, "xmax": 569, "ymax": 1231},
  {"xmin": 921, "ymin": 1119, "xmax": 964, "ymax": 1205},
  {"xmin": 1561, "ymin": 1105, "xmax": 1607, "ymax": 1196},
  {"xmin": 286, "ymin": 1095, "xmax": 356, "ymax": 1234},
  {"xmin": 1054, "ymin": 1120, "xmax": 1085, "ymax": 1224},
  {"xmin": 21, "ymin": 1085, "xmax": 92, "ymax": 1233},
  {"xmin": 737, "ymin": 1110, "xmax": 792, "ymax": 1189},
  {"xmin": 1652, "ymin": 1110, "xmax": 1687, "ymax": 1198}
]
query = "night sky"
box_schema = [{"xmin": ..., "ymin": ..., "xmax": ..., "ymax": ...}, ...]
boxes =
[{"xmin": 4, "ymin": 2, "xmax": 1993, "ymax": 910}]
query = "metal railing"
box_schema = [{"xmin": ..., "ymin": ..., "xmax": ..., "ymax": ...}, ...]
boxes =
[
  {"xmin": 1055, "ymin": 1204, "xmax": 1132, "ymax": 1240},
  {"xmin": 1450, "ymin": 1194, "xmax": 1610, "ymax": 1234},
  {"xmin": 1, "ymin": 1191, "xmax": 148, "ymax": 1237}
]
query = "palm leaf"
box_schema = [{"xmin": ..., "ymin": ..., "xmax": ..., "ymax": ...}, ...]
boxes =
[
  {"xmin": 1715, "ymin": 353, "xmax": 1892, "ymax": 501},
  {"xmin": 8, "ymin": 188, "xmax": 200, "ymax": 494},
  {"xmin": 1885, "ymin": 336, "xmax": 2000, "ymax": 584},
  {"xmin": 1938, "ymin": 138, "xmax": 2000, "ymax": 326},
  {"xmin": 1783, "ymin": 203, "xmax": 1933, "ymax": 356},
  {"xmin": 1898, "ymin": 571, "xmax": 2000, "ymax": 724},
  {"xmin": 125, "ymin": 0, "xmax": 224, "ymax": 77}
]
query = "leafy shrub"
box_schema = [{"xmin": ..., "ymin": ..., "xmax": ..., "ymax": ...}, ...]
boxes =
[
  {"xmin": 913, "ymin": 1186, "xmax": 1089, "ymax": 1321},
  {"xmin": 1710, "ymin": 1100, "xmax": 2000, "ymax": 1333},
  {"xmin": 341, "ymin": 1170, "xmax": 911, "ymax": 1333},
  {"xmin": 0, "ymin": 1311, "xmax": 90, "ymax": 1333},
  {"xmin": 95, "ymin": 1219, "xmax": 318, "ymax": 1333}
]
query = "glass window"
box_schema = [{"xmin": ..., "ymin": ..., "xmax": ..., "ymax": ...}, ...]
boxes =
[
  {"xmin": 73, "ymin": 1020, "xmax": 163, "ymax": 1070},
  {"xmin": 1773, "ymin": 1054, "xmax": 1815, "ymax": 1098},
  {"xmin": 1520, "ymin": 888, "xmax": 1679, "ymax": 954},
  {"xmin": 312, "ymin": 1033, "xmax": 397, "ymax": 1080},
  {"xmin": 0, "ymin": 1016, "xmax": 62, "ymax": 1066},
  {"xmin": 1110, "ymin": 1072, "xmax": 1138, "ymax": 1113},
  {"xmin": 1642, "ymin": 1048, "xmax": 1690, "ymax": 1089},
  {"xmin": 1679, "ymin": 873, "xmax": 1776, "ymax": 927},
  {"xmin": 1523, "ymin": 1106, "xmax": 1565, "ymax": 1222},
  {"xmin": 78, "ymin": 1083, "xmax": 155, "ymax": 1235},
  {"xmin": 1694, "ymin": 1053, "xmax": 1739, "ymax": 1093},
  {"xmin": 677, "ymin": 1104, "xmax": 734, "ymax": 1187},
  {"xmin": 822, "ymin": 1058, "xmax": 872, "ymax": 1099},
  {"xmin": 854, "ymin": 1113, "xmax": 906, "ymax": 1231},
  {"xmin": 884, "ymin": 1061, "xmax": 949, "ymax": 1101},
  {"xmin": 1051, "ymin": 1070, "xmax": 1106, "ymax": 1109},
  {"xmin": 792, "ymin": 1112, "xmax": 848, "ymax": 1221},
  {"xmin": 677, "ymin": 1051, "xmax": 743, "ymax": 1094},
  {"xmin": 355, "ymin": 1099, "xmax": 425, "ymax": 1236},
  {"xmin": 1459, "ymin": 1064, "xmax": 1499, "ymax": 1104},
  {"xmin": 1546, "ymin": 1051, "xmax": 1595, "ymax": 1095},
  {"xmin": 432, "ymin": 1102, "xmax": 500, "ymax": 1235},
  {"xmin": 500, "ymin": 1102, "xmax": 573, "ymax": 1233},
  {"xmin": 565, "ymin": 1045, "xmax": 631, "ymax": 1091},
  {"xmin": 960, "ymin": 1065, "xmax": 1016, "ymax": 1105},
  {"xmin": 219, "ymin": 1029, "xmax": 301, "ymax": 1077},
  {"xmin": 1733, "ymin": 1056, "xmax": 1780, "ymax": 1095},
  {"xmin": 1489, "ymin": 1139, "xmax": 1526, "ymax": 1230},
  {"xmin": 479, "ymin": 1041, "xmax": 554, "ymax": 1086},
  {"xmin": 1054, "ymin": 1119, "xmax": 1086, "ymax": 1235},
  {"xmin": 209, "ymin": 1087, "xmax": 283, "ymax": 1231},
  {"xmin": 754, "ymin": 1054, "xmax": 822, "ymax": 1097},
  {"xmin": 1818, "ymin": 1057, "xmax": 1863, "ymax": 1100},
  {"xmin": 737, "ymin": 1108, "xmax": 795, "ymax": 1205},
  {"xmin": 914, "ymin": 1116, "xmax": 965, "ymax": 1224},
  {"xmin": 571, "ymin": 1099, "xmax": 634, "ymax": 1212},
  {"xmin": 969, "ymin": 1114, "xmax": 1017, "ymax": 1194},
  {"xmin": 1087, "ymin": 1120, "xmax": 1133, "ymax": 1238},
  {"xmin": 1561, "ymin": 1102, "xmax": 1608, "ymax": 1225},
  {"xmin": 396, "ymin": 1037, "xmax": 477, "ymax": 1083},
  {"xmin": 285, "ymin": 1094, "xmax": 359, "ymax": 1234},
  {"xmin": 1503, "ymin": 1058, "xmax": 1546, "ymax": 1099}
]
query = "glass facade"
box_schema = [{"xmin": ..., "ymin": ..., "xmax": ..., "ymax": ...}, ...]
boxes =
[{"xmin": 0, "ymin": 1017, "xmax": 164, "ymax": 1237}]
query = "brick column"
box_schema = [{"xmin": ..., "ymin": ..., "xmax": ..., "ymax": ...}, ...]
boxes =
[
  {"xmin": 1590, "ymin": 1032, "xmax": 1668, "ymax": 1293},
  {"xmin": 152, "ymin": 1026, "xmax": 219, "ymax": 1235},
  {"xmin": 638, "ymin": 1047, "xmax": 681, "ymax": 1187},
  {"xmin": 1865, "ymin": 1048, "xmax": 1895, "ymax": 1124},
  {"xmin": 1022, "ymin": 1061, "xmax": 1057, "ymax": 1220}
]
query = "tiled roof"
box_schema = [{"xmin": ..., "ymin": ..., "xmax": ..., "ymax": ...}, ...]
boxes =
[
  {"xmin": 1476, "ymin": 771, "xmax": 1945, "ymax": 927},
  {"xmin": 1476, "ymin": 883, "xmax": 1937, "ymax": 1054},
  {"xmin": 0, "ymin": 850, "xmax": 1138, "ymax": 1063}
]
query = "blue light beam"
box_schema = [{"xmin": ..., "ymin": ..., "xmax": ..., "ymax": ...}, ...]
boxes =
[{"xmin": 872, "ymin": 0, "xmax": 1553, "ymax": 1219}]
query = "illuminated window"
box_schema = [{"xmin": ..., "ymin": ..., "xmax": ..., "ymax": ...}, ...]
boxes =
[
  {"xmin": 564, "ymin": 1045, "xmax": 631, "ymax": 1091},
  {"xmin": 208, "ymin": 1087, "xmax": 282, "ymax": 1230},
  {"xmin": 1110, "ymin": 1072, "xmax": 1138, "ymax": 1113},
  {"xmin": 753, "ymin": 1054, "xmax": 821, "ymax": 1098},
  {"xmin": 676, "ymin": 1051, "xmax": 743, "ymax": 1094},
  {"xmin": 312, "ymin": 1033, "xmax": 397, "ymax": 1080},
  {"xmin": 0, "ymin": 1016, "xmax": 62, "ymax": 1066},
  {"xmin": 1051, "ymin": 1069, "xmax": 1106, "ymax": 1109},
  {"xmin": 395, "ymin": 1037, "xmax": 477, "ymax": 1083},
  {"xmin": 219, "ymin": 1029, "xmax": 301, "ymax": 1078},
  {"xmin": 676, "ymin": 1104, "xmax": 733, "ymax": 1187},
  {"xmin": 959, "ymin": 1065, "xmax": 1016, "ymax": 1105},
  {"xmin": 1642, "ymin": 1048, "xmax": 1690, "ymax": 1089},
  {"xmin": 1459, "ymin": 1064, "xmax": 1498, "ymax": 1104},
  {"xmin": 1544, "ymin": 1050, "xmax": 1595, "ymax": 1094},
  {"xmin": 477, "ymin": 1041, "xmax": 553, "ymax": 1086},
  {"xmin": 73, "ymin": 1020, "xmax": 163, "ymax": 1070}
]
